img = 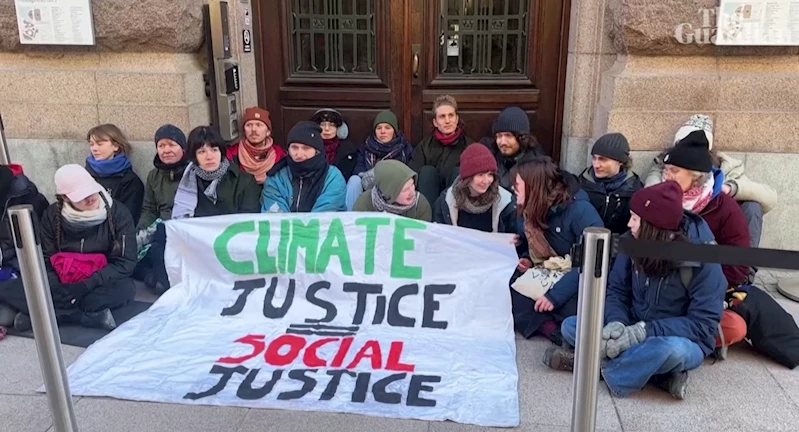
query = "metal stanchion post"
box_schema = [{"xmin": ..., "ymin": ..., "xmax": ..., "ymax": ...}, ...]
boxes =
[
  {"xmin": 0, "ymin": 113, "xmax": 10, "ymax": 165},
  {"xmin": 570, "ymin": 227, "xmax": 611, "ymax": 432},
  {"xmin": 8, "ymin": 205, "xmax": 79, "ymax": 432}
]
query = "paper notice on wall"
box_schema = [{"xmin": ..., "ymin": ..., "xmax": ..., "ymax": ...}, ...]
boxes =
[
  {"xmin": 717, "ymin": 0, "xmax": 799, "ymax": 45},
  {"xmin": 15, "ymin": 0, "xmax": 95, "ymax": 46}
]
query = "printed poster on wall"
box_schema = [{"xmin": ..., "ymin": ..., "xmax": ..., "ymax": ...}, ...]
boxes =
[
  {"xmin": 64, "ymin": 213, "xmax": 521, "ymax": 427},
  {"xmin": 15, "ymin": 0, "xmax": 95, "ymax": 45},
  {"xmin": 716, "ymin": 0, "xmax": 799, "ymax": 45}
]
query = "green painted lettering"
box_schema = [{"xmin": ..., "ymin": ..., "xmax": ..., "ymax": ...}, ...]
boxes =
[
  {"xmin": 255, "ymin": 220, "xmax": 277, "ymax": 274},
  {"xmin": 316, "ymin": 218, "xmax": 353, "ymax": 275},
  {"xmin": 277, "ymin": 218, "xmax": 292, "ymax": 273},
  {"xmin": 213, "ymin": 221, "xmax": 256, "ymax": 275},
  {"xmin": 287, "ymin": 218, "xmax": 320, "ymax": 273},
  {"xmin": 355, "ymin": 217, "xmax": 391, "ymax": 275},
  {"xmin": 391, "ymin": 218, "xmax": 425, "ymax": 279}
]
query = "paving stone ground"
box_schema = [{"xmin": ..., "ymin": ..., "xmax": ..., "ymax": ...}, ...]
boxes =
[{"xmin": 2, "ymin": 270, "xmax": 798, "ymax": 432}]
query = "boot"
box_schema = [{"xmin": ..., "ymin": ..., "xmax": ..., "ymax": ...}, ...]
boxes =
[
  {"xmin": 543, "ymin": 346, "xmax": 575, "ymax": 372},
  {"xmin": 0, "ymin": 303, "xmax": 17, "ymax": 327},
  {"xmin": 655, "ymin": 371, "xmax": 689, "ymax": 400},
  {"xmin": 80, "ymin": 309, "xmax": 117, "ymax": 330},
  {"xmin": 13, "ymin": 312, "xmax": 32, "ymax": 332}
]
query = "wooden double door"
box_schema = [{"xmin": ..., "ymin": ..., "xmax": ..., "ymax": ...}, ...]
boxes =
[{"xmin": 254, "ymin": 0, "xmax": 571, "ymax": 157}]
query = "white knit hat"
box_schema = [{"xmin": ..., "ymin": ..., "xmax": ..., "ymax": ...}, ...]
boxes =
[{"xmin": 673, "ymin": 114, "xmax": 714, "ymax": 150}]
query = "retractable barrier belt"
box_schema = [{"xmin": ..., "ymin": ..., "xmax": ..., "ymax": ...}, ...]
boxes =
[{"xmin": 616, "ymin": 237, "xmax": 799, "ymax": 271}]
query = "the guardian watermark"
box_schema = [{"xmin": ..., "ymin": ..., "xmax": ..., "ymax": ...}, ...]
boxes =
[
  {"xmin": 674, "ymin": 7, "xmax": 719, "ymax": 45},
  {"xmin": 675, "ymin": 6, "xmax": 799, "ymax": 46}
]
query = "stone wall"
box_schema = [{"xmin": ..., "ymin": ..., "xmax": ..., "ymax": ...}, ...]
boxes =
[
  {"xmin": 0, "ymin": 0, "xmax": 260, "ymax": 199},
  {"xmin": 561, "ymin": 0, "xmax": 799, "ymax": 250}
]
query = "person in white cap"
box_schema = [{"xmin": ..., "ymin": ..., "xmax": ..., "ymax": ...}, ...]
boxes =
[
  {"xmin": 645, "ymin": 114, "xmax": 777, "ymax": 249},
  {"xmin": 0, "ymin": 164, "xmax": 137, "ymax": 331}
]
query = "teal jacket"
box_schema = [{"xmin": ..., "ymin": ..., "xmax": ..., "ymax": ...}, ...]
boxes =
[{"xmin": 261, "ymin": 165, "xmax": 347, "ymax": 213}]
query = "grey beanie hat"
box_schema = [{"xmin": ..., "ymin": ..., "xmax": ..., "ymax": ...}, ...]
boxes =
[{"xmin": 591, "ymin": 133, "xmax": 630, "ymax": 164}]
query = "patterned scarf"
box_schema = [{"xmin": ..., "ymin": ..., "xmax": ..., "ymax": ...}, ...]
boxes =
[
  {"xmin": 667, "ymin": 171, "xmax": 714, "ymax": 213},
  {"xmin": 323, "ymin": 138, "xmax": 340, "ymax": 164},
  {"xmin": 523, "ymin": 220, "xmax": 559, "ymax": 265},
  {"xmin": 238, "ymin": 138, "xmax": 277, "ymax": 184},
  {"xmin": 363, "ymin": 133, "xmax": 411, "ymax": 169},
  {"xmin": 371, "ymin": 186, "xmax": 419, "ymax": 215},
  {"xmin": 172, "ymin": 159, "xmax": 230, "ymax": 219}
]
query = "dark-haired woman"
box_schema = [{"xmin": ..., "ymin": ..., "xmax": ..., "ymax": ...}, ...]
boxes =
[
  {"xmin": 312, "ymin": 108, "xmax": 359, "ymax": 180},
  {"xmin": 0, "ymin": 164, "xmax": 137, "ymax": 331},
  {"xmin": 511, "ymin": 156, "xmax": 603, "ymax": 342},
  {"xmin": 545, "ymin": 181, "xmax": 726, "ymax": 400},
  {"xmin": 172, "ymin": 126, "xmax": 261, "ymax": 219},
  {"xmin": 434, "ymin": 143, "xmax": 515, "ymax": 232}
]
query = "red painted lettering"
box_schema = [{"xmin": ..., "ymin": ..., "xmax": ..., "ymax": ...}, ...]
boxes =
[
  {"xmin": 264, "ymin": 334, "xmax": 306, "ymax": 366},
  {"xmin": 331, "ymin": 337, "xmax": 354, "ymax": 368},
  {"xmin": 302, "ymin": 337, "xmax": 339, "ymax": 367},
  {"xmin": 345, "ymin": 340, "xmax": 382, "ymax": 370},
  {"xmin": 217, "ymin": 334, "xmax": 266, "ymax": 364},
  {"xmin": 385, "ymin": 341, "xmax": 415, "ymax": 372}
]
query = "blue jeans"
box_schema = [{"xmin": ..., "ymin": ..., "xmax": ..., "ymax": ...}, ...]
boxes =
[
  {"xmin": 561, "ymin": 316, "xmax": 705, "ymax": 397},
  {"xmin": 739, "ymin": 201, "xmax": 763, "ymax": 248},
  {"xmin": 345, "ymin": 175, "xmax": 363, "ymax": 211}
]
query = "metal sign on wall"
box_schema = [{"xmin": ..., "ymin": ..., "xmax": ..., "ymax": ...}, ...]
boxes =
[
  {"xmin": 14, "ymin": 0, "xmax": 96, "ymax": 46},
  {"xmin": 716, "ymin": 0, "xmax": 799, "ymax": 46}
]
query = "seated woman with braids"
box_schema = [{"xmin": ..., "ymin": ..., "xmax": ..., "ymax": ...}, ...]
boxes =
[{"xmin": 0, "ymin": 165, "xmax": 137, "ymax": 331}]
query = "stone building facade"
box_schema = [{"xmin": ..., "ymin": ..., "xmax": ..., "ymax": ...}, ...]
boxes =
[{"xmin": 1, "ymin": 0, "xmax": 796, "ymax": 249}]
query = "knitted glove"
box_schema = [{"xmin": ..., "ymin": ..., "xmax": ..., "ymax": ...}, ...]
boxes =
[
  {"xmin": 601, "ymin": 321, "xmax": 626, "ymax": 340},
  {"xmin": 606, "ymin": 322, "xmax": 647, "ymax": 359},
  {"xmin": 359, "ymin": 168, "xmax": 376, "ymax": 191}
]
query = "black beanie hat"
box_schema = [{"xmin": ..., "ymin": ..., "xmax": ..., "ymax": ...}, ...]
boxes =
[
  {"xmin": 493, "ymin": 106, "xmax": 530, "ymax": 136},
  {"xmin": 154, "ymin": 124, "xmax": 187, "ymax": 150},
  {"xmin": 663, "ymin": 130, "xmax": 712, "ymax": 173},
  {"xmin": 0, "ymin": 165, "xmax": 15, "ymax": 198},
  {"xmin": 591, "ymin": 133, "xmax": 630, "ymax": 164},
  {"xmin": 287, "ymin": 121, "xmax": 324, "ymax": 153}
]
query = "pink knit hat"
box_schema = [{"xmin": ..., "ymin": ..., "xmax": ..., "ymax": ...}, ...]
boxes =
[{"xmin": 54, "ymin": 164, "xmax": 104, "ymax": 202}]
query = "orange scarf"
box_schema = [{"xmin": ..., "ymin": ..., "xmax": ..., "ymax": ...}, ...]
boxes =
[{"xmin": 238, "ymin": 138, "xmax": 276, "ymax": 184}]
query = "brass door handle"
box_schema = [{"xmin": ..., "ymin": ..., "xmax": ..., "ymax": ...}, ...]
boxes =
[{"xmin": 412, "ymin": 52, "xmax": 419, "ymax": 79}]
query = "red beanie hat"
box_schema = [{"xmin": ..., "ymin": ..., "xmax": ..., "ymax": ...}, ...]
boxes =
[
  {"xmin": 242, "ymin": 107, "xmax": 272, "ymax": 131},
  {"xmin": 630, "ymin": 181, "xmax": 684, "ymax": 231},
  {"xmin": 459, "ymin": 143, "xmax": 497, "ymax": 179}
]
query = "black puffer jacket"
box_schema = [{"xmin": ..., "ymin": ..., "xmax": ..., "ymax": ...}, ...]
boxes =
[
  {"xmin": 478, "ymin": 138, "xmax": 546, "ymax": 192},
  {"xmin": 39, "ymin": 199, "xmax": 137, "ymax": 290},
  {"xmin": 85, "ymin": 165, "xmax": 145, "ymax": 226},
  {"xmin": 579, "ymin": 168, "xmax": 643, "ymax": 235},
  {"xmin": 1, "ymin": 173, "xmax": 49, "ymax": 271}
]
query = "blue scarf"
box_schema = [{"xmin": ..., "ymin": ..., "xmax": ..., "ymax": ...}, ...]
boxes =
[
  {"xmin": 86, "ymin": 154, "xmax": 132, "ymax": 177},
  {"xmin": 592, "ymin": 168, "xmax": 628, "ymax": 193}
]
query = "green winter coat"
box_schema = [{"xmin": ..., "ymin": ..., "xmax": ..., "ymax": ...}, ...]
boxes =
[
  {"xmin": 353, "ymin": 160, "xmax": 432, "ymax": 222},
  {"xmin": 137, "ymin": 164, "xmax": 186, "ymax": 231},
  {"xmin": 409, "ymin": 133, "xmax": 474, "ymax": 178}
]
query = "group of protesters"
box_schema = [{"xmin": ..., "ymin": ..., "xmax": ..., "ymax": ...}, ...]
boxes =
[{"xmin": 1, "ymin": 93, "xmax": 793, "ymax": 400}]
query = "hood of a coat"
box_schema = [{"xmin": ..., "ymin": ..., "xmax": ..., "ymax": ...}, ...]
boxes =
[{"xmin": 374, "ymin": 160, "xmax": 417, "ymax": 203}]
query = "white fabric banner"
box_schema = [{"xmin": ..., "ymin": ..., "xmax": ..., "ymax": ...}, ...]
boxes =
[{"xmin": 65, "ymin": 213, "xmax": 520, "ymax": 427}]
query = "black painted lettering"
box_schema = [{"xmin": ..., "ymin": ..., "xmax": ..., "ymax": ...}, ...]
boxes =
[
  {"xmin": 183, "ymin": 365, "xmax": 248, "ymax": 400},
  {"xmin": 388, "ymin": 284, "xmax": 418, "ymax": 327},
  {"xmin": 263, "ymin": 277, "xmax": 295, "ymax": 319},
  {"xmin": 372, "ymin": 295, "xmax": 386, "ymax": 325},
  {"xmin": 422, "ymin": 284, "xmax": 456, "ymax": 329},
  {"xmin": 277, "ymin": 369, "xmax": 319, "ymax": 400},
  {"xmin": 407, "ymin": 375, "xmax": 441, "ymax": 407},
  {"xmin": 320, "ymin": 369, "xmax": 356, "ymax": 401},
  {"xmin": 236, "ymin": 368, "xmax": 283, "ymax": 400},
  {"xmin": 372, "ymin": 373, "xmax": 406, "ymax": 404},
  {"xmin": 351, "ymin": 372, "xmax": 371, "ymax": 403},
  {"xmin": 305, "ymin": 281, "xmax": 337, "ymax": 323},
  {"xmin": 221, "ymin": 279, "xmax": 266, "ymax": 316},
  {"xmin": 343, "ymin": 283, "xmax": 383, "ymax": 325}
]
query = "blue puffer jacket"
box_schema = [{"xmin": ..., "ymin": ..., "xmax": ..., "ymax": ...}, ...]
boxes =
[
  {"xmin": 261, "ymin": 165, "xmax": 347, "ymax": 213},
  {"xmin": 604, "ymin": 212, "xmax": 726, "ymax": 356},
  {"xmin": 516, "ymin": 188, "xmax": 604, "ymax": 308}
]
